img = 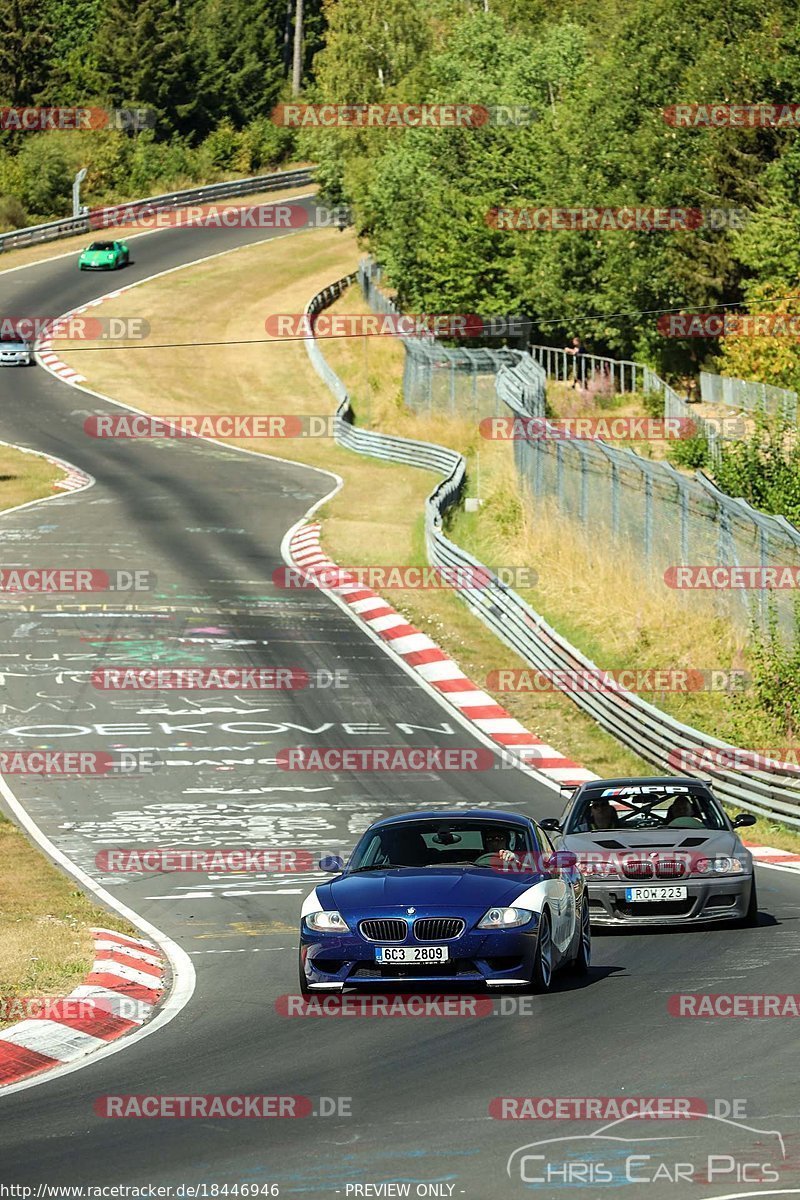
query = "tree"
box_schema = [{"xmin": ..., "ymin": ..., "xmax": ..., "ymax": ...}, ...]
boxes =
[
  {"xmin": 0, "ymin": 0, "xmax": 52, "ymax": 105},
  {"xmin": 91, "ymin": 0, "xmax": 200, "ymax": 139}
]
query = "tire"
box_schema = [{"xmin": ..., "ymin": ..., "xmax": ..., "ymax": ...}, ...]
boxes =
[
  {"xmin": 568, "ymin": 898, "xmax": 591, "ymax": 975},
  {"xmin": 529, "ymin": 910, "xmax": 554, "ymax": 993},
  {"xmin": 740, "ymin": 879, "xmax": 759, "ymax": 927}
]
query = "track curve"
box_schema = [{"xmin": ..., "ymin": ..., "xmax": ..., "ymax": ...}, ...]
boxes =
[{"xmin": 0, "ymin": 208, "xmax": 797, "ymax": 1198}]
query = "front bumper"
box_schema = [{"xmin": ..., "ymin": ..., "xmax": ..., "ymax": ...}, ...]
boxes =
[
  {"xmin": 586, "ymin": 875, "xmax": 752, "ymax": 925},
  {"xmin": 80, "ymin": 261, "xmax": 115, "ymax": 269},
  {"xmin": 300, "ymin": 919, "xmax": 542, "ymax": 990},
  {"xmin": 0, "ymin": 355, "xmax": 31, "ymax": 366}
]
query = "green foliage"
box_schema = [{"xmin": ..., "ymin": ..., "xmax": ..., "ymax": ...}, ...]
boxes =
[
  {"xmin": 666, "ymin": 428, "xmax": 711, "ymax": 470},
  {"xmin": 0, "ymin": 0, "xmax": 52, "ymax": 105},
  {"xmin": 0, "ymin": 194, "xmax": 28, "ymax": 231},
  {"xmin": 0, "ymin": 0, "xmax": 316, "ymax": 219},
  {"xmin": 641, "ymin": 390, "xmax": 666, "ymax": 419},
  {"xmin": 712, "ymin": 414, "xmax": 800, "ymax": 524},
  {"xmin": 748, "ymin": 597, "xmax": 800, "ymax": 733},
  {"xmin": 310, "ymin": 0, "xmax": 800, "ymax": 381},
  {"xmin": 14, "ymin": 135, "xmax": 73, "ymax": 217}
]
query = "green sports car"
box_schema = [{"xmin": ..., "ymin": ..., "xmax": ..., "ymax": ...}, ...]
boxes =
[{"xmin": 78, "ymin": 240, "xmax": 129, "ymax": 270}]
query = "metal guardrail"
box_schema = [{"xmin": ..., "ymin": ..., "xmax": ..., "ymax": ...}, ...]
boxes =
[
  {"xmin": 0, "ymin": 167, "xmax": 315, "ymax": 252},
  {"xmin": 304, "ymin": 276, "xmax": 800, "ymax": 826}
]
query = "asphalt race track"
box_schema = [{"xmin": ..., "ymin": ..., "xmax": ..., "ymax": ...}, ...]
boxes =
[{"xmin": 0, "ymin": 208, "xmax": 799, "ymax": 1198}]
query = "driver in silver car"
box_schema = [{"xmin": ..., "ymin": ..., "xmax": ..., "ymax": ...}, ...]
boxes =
[{"xmin": 588, "ymin": 797, "xmax": 620, "ymax": 829}]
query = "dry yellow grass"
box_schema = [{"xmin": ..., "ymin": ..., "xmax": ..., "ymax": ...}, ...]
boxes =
[
  {"xmin": 0, "ymin": 442, "xmax": 66, "ymax": 508},
  {"xmin": 0, "ymin": 820, "xmax": 134, "ymax": 1025}
]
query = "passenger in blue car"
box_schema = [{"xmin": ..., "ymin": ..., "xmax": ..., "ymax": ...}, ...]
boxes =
[{"xmin": 379, "ymin": 827, "xmax": 429, "ymax": 867}]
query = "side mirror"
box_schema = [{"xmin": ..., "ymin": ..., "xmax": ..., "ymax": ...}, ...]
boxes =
[
  {"xmin": 318, "ymin": 854, "xmax": 344, "ymax": 872},
  {"xmin": 540, "ymin": 818, "xmax": 561, "ymax": 832},
  {"xmin": 733, "ymin": 813, "xmax": 757, "ymax": 829},
  {"xmin": 544, "ymin": 850, "xmax": 577, "ymax": 872}
]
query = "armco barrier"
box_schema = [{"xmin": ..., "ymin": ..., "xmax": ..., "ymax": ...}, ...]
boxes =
[
  {"xmin": 304, "ymin": 275, "xmax": 800, "ymax": 827},
  {"xmin": 0, "ymin": 167, "xmax": 314, "ymax": 253}
]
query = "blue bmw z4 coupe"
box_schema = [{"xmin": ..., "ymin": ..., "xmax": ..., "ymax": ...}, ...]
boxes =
[{"xmin": 298, "ymin": 809, "xmax": 591, "ymax": 993}]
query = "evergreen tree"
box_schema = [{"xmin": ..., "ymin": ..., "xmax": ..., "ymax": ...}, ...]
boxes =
[{"xmin": 0, "ymin": 0, "xmax": 52, "ymax": 105}]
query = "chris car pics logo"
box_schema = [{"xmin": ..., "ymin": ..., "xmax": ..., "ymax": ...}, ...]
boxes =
[{"xmin": 506, "ymin": 1112, "xmax": 786, "ymax": 1188}]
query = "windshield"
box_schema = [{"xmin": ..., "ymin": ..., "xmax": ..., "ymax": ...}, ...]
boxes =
[
  {"xmin": 348, "ymin": 819, "xmax": 534, "ymax": 870},
  {"xmin": 88, "ymin": 242, "xmax": 115, "ymax": 251},
  {"xmin": 0, "ymin": 333, "xmax": 27, "ymax": 344},
  {"xmin": 568, "ymin": 785, "xmax": 727, "ymax": 832}
]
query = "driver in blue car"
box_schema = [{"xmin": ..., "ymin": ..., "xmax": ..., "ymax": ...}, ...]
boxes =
[{"xmin": 482, "ymin": 828, "xmax": 519, "ymax": 865}]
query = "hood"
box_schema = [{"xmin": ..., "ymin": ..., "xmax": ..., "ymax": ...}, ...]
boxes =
[
  {"xmin": 563, "ymin": 828, "xmax": 749, "ymax": 875},
  {"xmin": 564, "ymin": 829, "xmax": 740, "ymax": 855},
  {"xmin": 82, "ymin": 249, "xmax": 116, "ymax": 261},
  {"xmin": 324, "ymin": 867, "xmax": 537, "ymax": 912}
]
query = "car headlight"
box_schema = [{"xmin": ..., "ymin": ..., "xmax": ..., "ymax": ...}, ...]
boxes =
[
  {"xmin": 305, "ymin": 910, "xmax": 350, "ymax": 932},
  {"xmin": 477, "ymin": 906, "xmax": 533, "ymax": 929},
  {"xmin": 695, "ymin": 856, "xmax": 747, "ymax": 876},
  {"xmin": 579, "ymin": 858, "xmax": 620, "ymax": 879}
]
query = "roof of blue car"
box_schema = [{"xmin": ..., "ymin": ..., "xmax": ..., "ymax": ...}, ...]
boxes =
[{"xmin": 369, "ymin": 809, "xmax": 531, "ymax": 829}]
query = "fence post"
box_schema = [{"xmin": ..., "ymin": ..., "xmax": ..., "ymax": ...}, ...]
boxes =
[
  {"xmin": 680, "ymin": 480, "xmax": 689, "ymax": 564},
  {"xmin": 644, "ymin": 471, "xmax": 653, "ymax": 560}
]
